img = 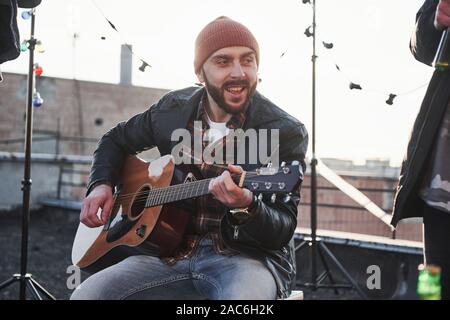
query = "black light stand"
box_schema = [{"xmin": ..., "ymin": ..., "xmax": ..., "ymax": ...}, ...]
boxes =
[
  {"xmin": 295, "ymin": 0, "xmax": 368, "ymax": 300},
  {"xmin": 0, "ymin": 7, "xmax": 56, "ymax": 300}
]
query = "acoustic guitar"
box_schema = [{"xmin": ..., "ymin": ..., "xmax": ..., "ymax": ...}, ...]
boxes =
[{"xmin": 72, "ymin": 154, "xmax": 302, "ymax": 273}]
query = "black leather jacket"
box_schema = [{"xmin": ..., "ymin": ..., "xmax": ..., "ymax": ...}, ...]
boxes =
[
  {"xmin": 87, "ymin": 86, "xmax": 308, "ymax": 298},
  {"xmin": 392, "ymin": 0, "xmax": 450, "ymax": 226}
]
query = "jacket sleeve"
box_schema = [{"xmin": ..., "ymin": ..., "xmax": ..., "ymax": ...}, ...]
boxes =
[
  {"xmin": 222, "ymin": 122, "xmax": 308, "ymax": 250},
  {"xmin": 410, "ymin": 0, "xmax": 443, "ymax": 66},
  {"xmin": 86, "ymin": 103, "xmax": 158, "ymax": 195}
]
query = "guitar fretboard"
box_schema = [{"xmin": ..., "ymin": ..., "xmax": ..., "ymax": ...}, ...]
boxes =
[{"xmin": 144, "ymin": 178, "xmax": 213, "ymax": 207}]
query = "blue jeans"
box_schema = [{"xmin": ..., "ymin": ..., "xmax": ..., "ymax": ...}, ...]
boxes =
[{"xmin": 70, "ymin": 237, "xmax": 277, "ymax": 300}]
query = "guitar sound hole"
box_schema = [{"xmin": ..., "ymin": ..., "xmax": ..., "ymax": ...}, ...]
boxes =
[{"xmin": 130, "ymin": 185, "xmax": 151, "ymax": 219}]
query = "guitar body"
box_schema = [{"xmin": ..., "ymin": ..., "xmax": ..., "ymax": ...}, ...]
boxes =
[{"xmin": 72, "ymin": 155, "xmax": 192, "ymax": 274}]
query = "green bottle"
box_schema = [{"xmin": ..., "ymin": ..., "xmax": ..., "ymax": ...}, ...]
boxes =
[{"xmin": 417, "ymin": 264, "xmax": 442, "ymax": 300}]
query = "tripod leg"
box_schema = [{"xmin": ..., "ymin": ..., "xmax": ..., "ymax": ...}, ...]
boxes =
[
  {"xmin": 30, "ymin": 277, "xmax": 56, "ymax": 300},
  {"xmin": 318, "ymin": 242, "xmax": 369, "ymax": 300},
  {"xmin": 26, "ymin": 279, "xmax": 43, "ymax": 300},
  {"xmin": 0, "ymin": 277, "xmax": 17, "ymax": 290},
  {"xmin": 317, "ymin": 245, "xmax": 340, "ymax": 295}
]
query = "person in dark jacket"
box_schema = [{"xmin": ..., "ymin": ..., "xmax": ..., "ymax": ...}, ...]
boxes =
[
  {"xmin": 71, "ymin": 16, "xmax": 308, "ymax": 300},
  {"xmin": 392, "ymin": 0, "xmax": 450, "ymax": 300},
  {"xmin": 0, "ymin": 0, "xmax": 41, "ymax": 81}
]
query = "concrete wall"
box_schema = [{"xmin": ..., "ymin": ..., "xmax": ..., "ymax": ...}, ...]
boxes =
[
  {"xmin": 0, "ymin": 152, "xmax": 91, "ymax": 211},
  {"xmin": 0, "ymin": 72, "xmax": 169, "ymax": 156}
]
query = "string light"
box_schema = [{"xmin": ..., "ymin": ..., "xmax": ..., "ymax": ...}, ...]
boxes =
[
  {"xmin": 386, "ymin": 94, "xmax": 397, "ymax": 105},
  {"xmin": 33, "ymin": 63, "xmax": 43, "ymax": 76},
  {"xmin": 35, "ymin": 40, "xmax": 45, "ymax": 53},
  {"xmin": 297, "ymin": 1, "xmax": 428, "ymax": 106},
  {"xmin": 138, "ymin": 60, "xmax": 151, "ymax": 72},
  {"xmin": 322, "ymin": 41, "xmax": 334, "ymax": 49},
  {"xmin": 349, "ymin": 82, "xmax": 362, "ymax": 90},
  {"xmin": 91, "ymin": 0, "xmax": 152, "ymax": 72},
  {"xmin": 32, "ymin": 92, "xmax": 43, "ymax": 108},
  {"xmin": 21, "ymin": 10, "xmax": 32, "ymax": 20},
  {"xmin": 20, "ymin": 40, "xmax": 28, "ymax": 52}
]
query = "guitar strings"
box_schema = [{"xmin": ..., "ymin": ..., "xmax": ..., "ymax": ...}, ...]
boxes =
[
  {"xmin": 110, "ymin": 171, "xmax": 271, "ymax": 202},
  {"xmin": 116, "ymin": 177, "xmax": 293, "ymax": 208},
  {"xmin": 118, "ymin": 175, "xmax": 286, "ymax": 203},
  {"xmin": 112, "ymin": 172, "xmax": 280, "ymax": 199}
]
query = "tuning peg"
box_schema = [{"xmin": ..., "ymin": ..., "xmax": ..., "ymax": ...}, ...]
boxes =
[
  {"xmin": 291, "ymin": 160, "xmax": 299, "ymax": 166},
  {"xmin": 271, "ymin": 193, "xmax": 277, "ymax": 203},
  {"xmin": 283, "ymin": 193, "xmax": 291, "ymax": 203},
  {"xmin": 257, "ymin": 193, "xmax": 263, "ymax": 201},
  {"xmin": 281, "ymin": 161, "xmax": 286, "ymax": 167}
]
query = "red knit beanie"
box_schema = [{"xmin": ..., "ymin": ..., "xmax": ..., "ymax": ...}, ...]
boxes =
[{"xmin": 194, "ymin": 16, "xmax": 260, "ymax": 74}]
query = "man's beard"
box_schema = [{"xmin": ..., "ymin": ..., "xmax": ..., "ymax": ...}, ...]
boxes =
[{"xmin": 203, "ymin": 72, "xmax": 257, "ymax": 115}]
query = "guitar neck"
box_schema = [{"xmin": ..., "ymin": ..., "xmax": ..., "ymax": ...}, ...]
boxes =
[
  {"xmin": 142, "ymin": 163, "xmax": 301, "ymax": 208},
  {"xmin": 144, "ymin": 178, "xmax": 213, "ymax": 208}
]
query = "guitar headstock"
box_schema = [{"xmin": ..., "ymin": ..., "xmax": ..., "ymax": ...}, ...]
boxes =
[{"xmin": 242, "ymin": 161, "xmax": 303, "ymax": 198}]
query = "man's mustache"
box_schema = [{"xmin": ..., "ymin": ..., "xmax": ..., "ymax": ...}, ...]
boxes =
[{"xmin": 223, "ymin": 80, "xmax": 250, "ymax": 88}]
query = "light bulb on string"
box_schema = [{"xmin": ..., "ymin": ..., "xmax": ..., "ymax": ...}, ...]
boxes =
[
  {"xmin": 33, "ymin": 63, "xmax": 43, "ymax": 76},
  {"xmin": 322, "ymin": 41, "xmax": 334, "ymax": 49},
  {"xmin": 20, "ymin": 40, "xmax": 28, "ymax": 52},
  {"xmin": 21, "ymin": 10, "xmax": 32, "ymax": 20},
  {"xmin": 386, "ymin": 94, "xmax": 397, "ymax": 105},
  {"xmin": 304, "ymin": 26, "xmax": 313, "ymax": 38},
  {"xmin": 32, "ymin": 92, "xmax": 44, "ymax": 108},
  {"xmin": 92, "ymin": 3, "xmax": 154, "ymax": 77},
  {"xmin": 349, "ymin": 82, "xmax": 362, "ymax": 90},
  {"xmin": 139, "ymin": 60, "xmax": 151, "ymax": 72},
  {"xmin": 35, "ymin": 40, "xmax": 45, "ymax": 53}
]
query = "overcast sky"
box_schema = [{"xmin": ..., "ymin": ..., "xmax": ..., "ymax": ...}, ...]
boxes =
[{"xmin": 1, "ymin": 0, "xmax": 434, "ymax": 166}]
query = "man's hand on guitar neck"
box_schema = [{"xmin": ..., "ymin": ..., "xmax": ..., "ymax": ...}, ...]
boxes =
[
  {"xmin": 208, "ymin": 164, "xmax": 254, "ymax": 209},
  {"xmin": 80, "ymin": 183, "xmax": 113, "ymax": 228}
]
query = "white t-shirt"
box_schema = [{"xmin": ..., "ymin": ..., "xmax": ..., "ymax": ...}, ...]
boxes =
[{"xmin": 204, "ymin": 112, "xmax": 230, "ymax": 144}]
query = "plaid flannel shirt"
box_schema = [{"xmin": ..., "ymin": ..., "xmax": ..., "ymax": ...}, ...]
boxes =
[{"xmin": 164, "ymin": 93, "xmax": 247, "ymax": 265}]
